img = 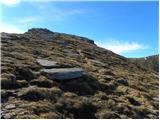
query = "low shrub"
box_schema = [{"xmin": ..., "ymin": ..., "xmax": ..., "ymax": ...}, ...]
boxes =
[
  {"xmin": 16, "ymin": 80, "xmax": 29, "ymax": 88},
  {"xmin": 15, "ymin": 67, "xmax": 37, "ymax": 81},
  {"xmin": 1, "ymin": 73, "xmax": 18, "ymax": 89},
  {"xmin": 40, "ymin": 112, "xmax": 61, "ymax": 119},
  {"xmin": 30, "ymin": 79, "xmax": 54, "ymax": 88},
  {"xmin": 18, "ymin": 86, "xmax": 63, "ymax": 101}
]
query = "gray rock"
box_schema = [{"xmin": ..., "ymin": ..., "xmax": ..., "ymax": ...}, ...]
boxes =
[
  {"xmin": 41, "ymin": 68, "xmax": 84, "ymax": 80},
  {"xmin": 25, "ymin": 28, "xmax": 58, "ymax": 41},
  {"xmin": 1, "ymin": 110, "xmax": 4, "ymax": 115},
  {"xmin": 152, "ymin": 73, "xmax": 159, "ymax": 79},
  {"xmin": 36, "ymin": 59, "xmax": 61, "ymax": 68},
  {"xmin": 5, "ymin": 104, "xmax": 16, "ymax": 109},
  {"xmin": 57, "ymin": 33, "xmax": 95, "ymax": 44},
  {"xmin": 104, "ymin": 75, "xmax": 114, "ymax": 80},
  {"xmin": 152, "ymin": 97, "xmax": 159, "ymax": 102},
  {"xmin": 3, "ymin": 114, "xmax": 11, "ymax": 119},
  {"xmin": 1, "ymin": 33, "xmax": 12, "ymax": 40}
]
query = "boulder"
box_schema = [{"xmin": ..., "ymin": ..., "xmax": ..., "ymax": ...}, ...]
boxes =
[
  {"xmin": 41, "ymin": 68, "xmax": 83, "ymax": 80},
  {"xmin": 36, "ymin": 59, "xmax": 61, "ymax": 68}
]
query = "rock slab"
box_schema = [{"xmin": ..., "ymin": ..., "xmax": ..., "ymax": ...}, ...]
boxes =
[
  {"xmin": 36, "ymin": 59, "xmax": 61, "ymax": 68},
  {"xmin": 41, "ymin": 68, "xmax": 83, "ymax": 80}
]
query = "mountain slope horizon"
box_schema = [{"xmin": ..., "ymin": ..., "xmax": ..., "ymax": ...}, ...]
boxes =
[
  {"xmin": 1, "ymin": 28, "xmax": 159, "ymax": 119},
  {"xmin": 2, "ymin": 28, "xmax": 158, "ymax": 58}
]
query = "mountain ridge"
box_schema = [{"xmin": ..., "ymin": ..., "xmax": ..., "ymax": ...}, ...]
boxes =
[
  {"xmin": 1, "ymin": 28, "xmax": 159, "ymax": 119},
  {"xmin": 129, "ymin": 54, "xmax": 159, "ymax": 73}
]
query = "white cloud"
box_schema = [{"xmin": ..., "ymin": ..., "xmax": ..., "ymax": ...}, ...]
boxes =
[
  {"xmin": 50, "ymin": 9, "xmax": 84, "ymax": 21},
  {"xmin": 0, "ymin": 0, "xmax": 153, "ymax": 5},
  {"xmin": 66, "ymin": 10, "xmax": 84, "ymax": 15},
  {"xmin": 16, "ymin": 17, "xmax": 40, "ymax": 24},
  {"xmin": 0, "ymin": 0, "xmax": 20, "ymax": 6},
  {"xmin": 31, "ymin": 4, "xmax": 85, "ymax": 22},
  {"xmin": 96, "ymin": 40, "xmax": 148, "ymax": 54},
  {"xmin": 0, "ymin": 22, "xmax": 24, "ymax": 33}
]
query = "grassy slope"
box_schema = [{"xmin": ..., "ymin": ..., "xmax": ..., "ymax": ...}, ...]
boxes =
[
  {"xmin": 129, "ymin": 55, "xmax": 159, "ymax": 73},
  {"xmin": 1, "ymin": 29, "xmax": 159, "ymax": 119}
]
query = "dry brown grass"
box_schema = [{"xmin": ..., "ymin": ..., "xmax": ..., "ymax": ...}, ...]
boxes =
[{"xmin": 1, "ymin": 30, "xmax": 158, "ymax": 119}]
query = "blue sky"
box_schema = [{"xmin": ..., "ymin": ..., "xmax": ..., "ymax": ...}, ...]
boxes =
[{"xmin": 0, "ymin": 0, "xmax": 159, "ymax": 58}]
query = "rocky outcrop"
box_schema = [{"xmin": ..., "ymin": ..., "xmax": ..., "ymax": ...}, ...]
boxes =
[
  {"xmin": 41, "ymin": 68, "xmax": 84, "ymax": 80},
  {"xmin": 24, "ymin": 28, "xmax": 95, "ymax": 44},
  {"xmin": 36, "ymin": 59, "xmax": 84, "ymax": 80},
  {"xmin": 24, "ymin": 28, "xmax": 59, "ymax": 41}
]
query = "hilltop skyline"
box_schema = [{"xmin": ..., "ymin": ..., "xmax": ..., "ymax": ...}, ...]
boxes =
[{"xmin": 0, "ymin": 0, "xmax": 159, "ymax": 58}]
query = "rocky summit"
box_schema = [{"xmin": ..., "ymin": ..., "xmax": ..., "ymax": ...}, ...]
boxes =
[{"xmin": 1, "ymin": 28, "xmax": 159, "ymax": 119}]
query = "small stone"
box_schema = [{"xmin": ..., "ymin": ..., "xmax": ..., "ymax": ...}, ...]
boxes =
[
  {"xmin": 3, "ymin": 114, "xmax": 11, "ymax": 119},
  {"xmin": 104, "ymin": 75, "xmax": 114, "ymax": 80},
  {"xmin": 152, "ymin": 97, "xmax": 159, "ymax": 102},
  {"xmin": 1, "ymin": 110, "xmax": 5, "ymax": 115},
  {"xmin": 5, "ymin": 104, "xmax": 16, "ymax": 109}
]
